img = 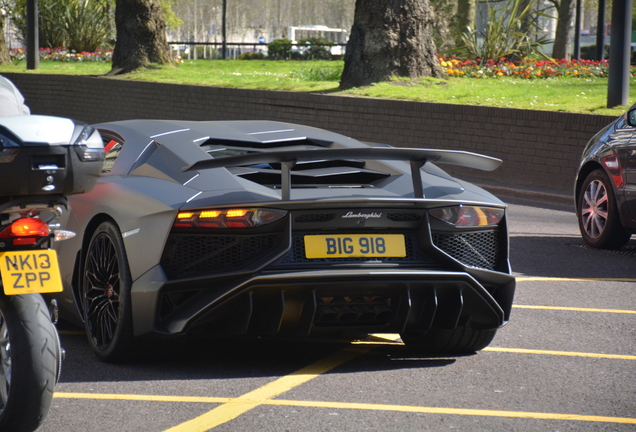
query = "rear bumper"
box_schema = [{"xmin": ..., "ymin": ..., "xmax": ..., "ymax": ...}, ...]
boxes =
[{"xmin": 131, "ymin": 267, "xmax": 515, "ymax": 339}]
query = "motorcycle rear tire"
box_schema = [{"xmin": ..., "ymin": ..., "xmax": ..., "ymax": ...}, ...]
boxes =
[{"xmin": 0, "ymin": 294, "xmax": 60, "ymax": 432}]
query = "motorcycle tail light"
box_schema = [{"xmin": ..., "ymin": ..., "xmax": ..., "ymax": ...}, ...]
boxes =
[
  {"xmin": 173, "ymin": 208, "xmax": 287, "ymax": 229},
  {"xmin": 430, "ymin": 206, "xmax": 504, "ymax": 227},
  {"xmin": 0, "ymin": 217, "xmax": 50, "ymax": 245}
]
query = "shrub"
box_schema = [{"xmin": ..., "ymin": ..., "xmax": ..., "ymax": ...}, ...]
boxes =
[
  {"xmin": 267, "ymin": 38, "xmax": 292, "ymax": 60},
  {"xmin": 453, "ymin": 0, "xmax": 549, "ymax": 61},
  {"xmin": 9, "ymin": 0, "xmax": 113, "ymax": 52},
  {"xmin": 239, "ymin": 52, "xmax": 266, "ymax": 60},
  {"xmin": 63, "ymin": 0, "xmax": 112, "ymax": 52},
  {"xmin": 297, "ymin": 37, "xmax": 333, "ymax": 60},
  {"xmin": 195, "ymin": 46, "xmax": 222, "ymax": 59}
]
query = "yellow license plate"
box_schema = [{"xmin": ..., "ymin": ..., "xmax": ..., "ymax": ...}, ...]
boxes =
[
  {"xmin": 0, "ymin": 250, "xmax": 63, "ymax": 295},
  {"xmin": 304, "ymin": 234, "xmax": 406, "ymax": 259}
]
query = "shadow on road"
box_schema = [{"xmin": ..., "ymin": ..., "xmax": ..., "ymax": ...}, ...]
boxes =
[
  {"xmin": 56, "ymin": 330, "xmax": 461, "ymax": 385},
  {"xmin": 510, "ymin": 235, "xmax": 636, "ymax": 279}
]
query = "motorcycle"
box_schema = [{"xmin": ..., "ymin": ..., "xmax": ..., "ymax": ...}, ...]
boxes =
[
  {"xmin": 0, "ymin": 195, "xmax": 69, "ymax": 431},
  {"xmin": 0, "ymin": 115, "xmax": 104, "ymax": 431}
]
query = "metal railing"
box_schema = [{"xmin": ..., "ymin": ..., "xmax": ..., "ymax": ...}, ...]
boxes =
[{"xmin": 168, "ymin": 42, "xmax": 347, "ymax": 60}]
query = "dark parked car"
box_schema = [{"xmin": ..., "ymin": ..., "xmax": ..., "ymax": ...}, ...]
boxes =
[
  {"xmin": 575, "ymin": 107, "xmax": 636, "ymax": 249},
  {"xmin": 51, "ymin": 119, "xmax": 516, "ymax": 362}
]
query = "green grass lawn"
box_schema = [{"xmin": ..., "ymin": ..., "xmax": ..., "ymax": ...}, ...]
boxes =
[{"xmin": 1, "ymin": 59, "xmax": 634, "ymax": 116}]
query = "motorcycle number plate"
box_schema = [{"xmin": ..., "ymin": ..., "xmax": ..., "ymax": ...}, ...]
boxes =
[{"xmin": 0, "ymin": 250, "xmax": 63, "ymax": 295}]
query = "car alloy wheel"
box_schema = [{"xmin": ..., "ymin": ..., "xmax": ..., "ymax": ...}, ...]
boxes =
[
  {"xmin": 581, "ymin": 177, "xmax": 609, "ymax": 238},
  {"xmin": 82, "ymin": 221, "xmax": 134, "ymax": 362},
  {"xmin": 578, "ymin": 169, "xmax": 630, "ymax": 249}
]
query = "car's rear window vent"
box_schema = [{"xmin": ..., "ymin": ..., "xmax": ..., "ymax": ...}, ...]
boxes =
[
  {"xmin": 235, "ymin": 166, "xmax": 390, "ymax": 186},
  {"xmin": 200, "ymin": 140, "xmax": 392, "ymax": 187},
  {"xmin": 201, "ymin": 138, "xmax": 331, "ymax": 150}
]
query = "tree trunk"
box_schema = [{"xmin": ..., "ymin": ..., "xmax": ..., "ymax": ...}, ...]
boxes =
[
  {"xmin": 552, "ymin": 0, "xmax": 575, "ymax": 60},
  {"xmin": 0, "ymin": 12, "xmax": 11, "ymax": 64},
  {"xmin": 340, "ymin": 0, "xmax": 445, "ymax": 90},
  {"xmin": 111, "ymin": 0, "xmax": 172, "ymax": 74},
  {"xmin": 456, "ymin": 0, "xmax": 475, "ymax": 31},
  {"xmin": 431, "ymin": 0, "xmax": 457, "ymax": 52},
  {"xmin": 453, "ymin": 0, "xmax": 475, "ymax": 47}
]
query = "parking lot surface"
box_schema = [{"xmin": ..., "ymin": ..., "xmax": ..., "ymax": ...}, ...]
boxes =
[{"xmin": 39, "ymin": 199, "xmax": 636, "ymax": 431}]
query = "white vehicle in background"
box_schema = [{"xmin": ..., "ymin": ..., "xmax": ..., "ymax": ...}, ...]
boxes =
[{"xmin": 288, "ymin": 25, "xmax": 348, "ymax": 55}]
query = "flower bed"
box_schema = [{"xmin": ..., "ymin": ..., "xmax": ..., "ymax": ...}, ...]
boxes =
[
  {"xmin": 438, "ymin": 56, "xmax": 636, "ymax": 79},
  {"xmin": 9, "ymin": 48, "xmax": 635, "ymax": 79},
  {"xmin": 11, "ymin": 47, "xmax": 113, "ymax": 62}
]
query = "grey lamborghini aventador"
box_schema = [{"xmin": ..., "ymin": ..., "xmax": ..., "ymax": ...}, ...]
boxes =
[{"xmin": 51, "ymin": 119, "xmax": 516, "ymax": 362}]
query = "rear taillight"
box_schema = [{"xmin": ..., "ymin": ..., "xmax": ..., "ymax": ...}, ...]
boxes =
[
  {"xmin": 601, "ymin": 151, "xmax": 625, "ymax": 189},
  {"xmin": 0, "ymin": 218, "xmax": 50, "ymax": 245},
  {"xmin": 430, "ymin": 206, "xmax": 504, "ymax": 227},
  {"xmin": 173, "ymin": 208, "xmax": 287, "ymax": 229}
]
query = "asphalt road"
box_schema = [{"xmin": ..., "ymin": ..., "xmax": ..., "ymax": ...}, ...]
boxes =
[{"xmin": 38, "ymin": 198, "xmax": 636, "ymax": 432}]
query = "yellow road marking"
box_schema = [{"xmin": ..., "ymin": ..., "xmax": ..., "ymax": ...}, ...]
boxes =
[
  {"xmin": 267, "ymin": 400, "xmax": 636, "ymax": 424},
  {"xmin": 52, "ymin": 334, "xmax": 635, "ymax": 429},
  {"xmin": 162, "ymin": 338, "xmax": 388, "ymax": 432},
  {"xmin": 513, "ymin": 304, "xmax": 636, "ymax": 314},
  {"xmin": 351, "ymin": 341, "xmax": 636, "ymax": 360},
  {"xmin": 54, "ymin": 276, "xmax": 636, "ymax": 430},
  {"xmin": 350, "ymin": 341, "xmax": 636, "ymax": 360},
  {"xmin": 516, "ymin": 277, "xmax": 636, "ymax": 282},
  {"xmin": 483, "ymin": 347, "xmax": 636, "ymax": 360},
  {"xmin": 52, "ymin": 393, "xmax": 636, "ymax": 425},
  {"xmin": 54, "ymin": 393, "xmax": 230, "ymax": 403}
]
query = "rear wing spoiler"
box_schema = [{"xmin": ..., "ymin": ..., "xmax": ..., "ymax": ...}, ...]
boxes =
[{"xmin": 182, "ymin": 147, "xmax": 502, "ymax": 200}]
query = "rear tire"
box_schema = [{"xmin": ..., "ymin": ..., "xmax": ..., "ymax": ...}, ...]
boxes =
[
  {"xmin": 81, "ymin": 221, "xmax": 135, "ymax": 362},
  {"xmin": 0, "ymin": 294, "xmax": 60, "ymax": 432},
  {"xmin": 577, "ymin": 169, "xmax": 631, "ymax": 249},
  {"xmin": 400, "ymin": 327, "xmax": 497, "ymax": 355}
]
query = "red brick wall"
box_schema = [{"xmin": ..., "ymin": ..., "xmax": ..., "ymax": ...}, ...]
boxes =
[{"xmin": 4, "ymin": 73, "xmax": 616, "ymax": 191}]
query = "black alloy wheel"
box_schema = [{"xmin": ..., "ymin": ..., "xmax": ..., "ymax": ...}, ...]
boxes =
[
  {"xmin": 82, "ymin": 221, "xmax": 134, "ymax": 362},
  {"xmin": 578, "ymin": 169, "xmax": 631, "ymax": 249}
]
